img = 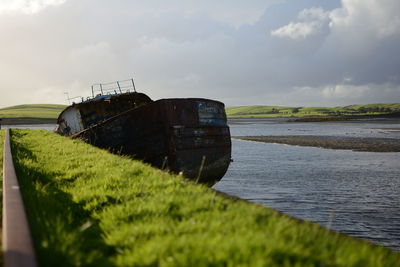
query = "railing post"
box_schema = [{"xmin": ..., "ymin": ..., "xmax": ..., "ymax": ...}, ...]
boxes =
[
  {"xmin": 131, "ymin": 79, "xmax": 136, "ymax": 92},
  {"xmin": 3, "ymin": 129, "xmax": 38, "ymax": 267},
  {"xmin": 117, "ymin": 81, "xmax": 122, "ymax": 93}
]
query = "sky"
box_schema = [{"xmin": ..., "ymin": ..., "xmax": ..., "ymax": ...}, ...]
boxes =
[{"xmin": 0, "ymin": 0, "xmax": 399, "ymax": 108}]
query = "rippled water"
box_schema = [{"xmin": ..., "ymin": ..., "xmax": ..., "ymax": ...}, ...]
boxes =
[
  {"xmin": 214, "ymin": 118, "xmax": 400, "ymax": 250},
  {"xmin": 228, "ymin": 118, "xmax": 400, "ymax": 139}
]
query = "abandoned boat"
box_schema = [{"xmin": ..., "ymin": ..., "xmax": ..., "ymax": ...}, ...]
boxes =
[{"xmin": 57, "ymin": 79, "xmax": 231, "ymax": 184}]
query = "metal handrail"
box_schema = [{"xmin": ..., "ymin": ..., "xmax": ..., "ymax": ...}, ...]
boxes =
[
  {"xmin": 64, "ymin": 78, "xmax": 138, "ymax": 104},
  {"xmin": 91, "ymin": 78, "xmax": 136, "ymax": 97},
  {"xmin": 2, "ymin": 129, "xmax": 38, "ymax": 267}
]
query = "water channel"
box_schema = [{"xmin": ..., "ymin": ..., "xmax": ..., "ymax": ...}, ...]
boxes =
[{"xmin": 214, "ymin": 118, "xmax": 400, "ymax": 250}]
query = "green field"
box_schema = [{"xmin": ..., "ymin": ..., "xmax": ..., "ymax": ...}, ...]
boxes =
[
  {"xmin": 9, "ymin": 129, "xmax": 400, "ymax": 266},
  {"xmin": 226, "ymin": 103, "xmax": 400, "ymax": 118},
  {"xmin": 0, "ymin": 104, "xmax": 66, "ymax": 123},
  {"xmin": 1, "ymin": 103, "xmax": 399, "ymax": 121}
]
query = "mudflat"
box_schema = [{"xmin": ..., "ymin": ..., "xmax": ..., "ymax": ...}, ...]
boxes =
[{"xmin": 235, "ymin": 135, "xmax": 400, "ymax": 152}]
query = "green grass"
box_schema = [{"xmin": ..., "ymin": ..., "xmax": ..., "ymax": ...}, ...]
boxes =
[
  {"xmin": 0, "ymin": 104, "xmax": 66, "ymax": 119},
  {"xmin": 10, "ymin": 129, "xmax": 400, "ymax": 266},
  {"xmin": 2, "ymin": 103, "xmax": 399, "ymax": 120},
  {"xmin": 226, "ymin": 103, "xmax": 400, "ymax": 118}
]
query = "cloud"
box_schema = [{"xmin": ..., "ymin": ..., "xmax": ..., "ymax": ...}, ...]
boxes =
[
  {"xmin": 0, "ymin": 0, "xmax": 399, "ymax": 108},
  {"xmin": 330, "ymin": 0, "xmax": 400, "ymax": 39},
  {"xmin": 0, "ymin": 0, "xmax": 66, "ymax": 14},
  {"xmin": 272, "ymin": 0, "xmax": 400, "ymax": 41},
  {"xmin": 0, "ymin": 0, "xmax": 280, "ymax": 106},
  {"xmin": 271, "ymin": 21, "xmax": 323, "ymax": 39},
  {"xmin": 266, "ymin": 0, "xmax": 400, "ymax": 106},
  {"xmin": 271, "ymin": 7, "xmax": 329, "ymax": 39}
]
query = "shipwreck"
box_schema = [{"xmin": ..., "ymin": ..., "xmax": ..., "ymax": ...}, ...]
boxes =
[{"xmin": 57, "ymin": 79, "xmax": 231, "ymax": 184}]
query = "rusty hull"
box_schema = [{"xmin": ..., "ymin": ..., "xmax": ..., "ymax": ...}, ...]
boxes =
[{"xmin": 74, "ymin": 98, "xmax": 231, "ymax": 184}]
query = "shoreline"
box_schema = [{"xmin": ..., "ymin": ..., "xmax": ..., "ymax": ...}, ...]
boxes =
[
  {"xmin": 290, "ymin": 113, "xmax": 400, "ymax": 122},
  {"xmin": 227, "ymin": 112, "xmax": 400, "ymax": 122},
  {"xmin": 235, "ymin": 135, "xmax": 400, "ymax": 152},
  {"xmin": 0, "ymin": 118, "xmax": 57, "ymax": 125},
  {"xmin": 2, "ymin": 113, "xmax": 399, "ymax": 125}
]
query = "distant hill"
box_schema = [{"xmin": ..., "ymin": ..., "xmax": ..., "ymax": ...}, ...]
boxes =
[
  {"xmin": 1, "ymin": 103, "xmax": 399, "ymax": 124},
  {"xmin": 0, "ymin": 104, "xmax": 66, "ymax": 124},
  {"xmin": 226, "ymin": 103, "xmax": 400, "ymax": 118}
]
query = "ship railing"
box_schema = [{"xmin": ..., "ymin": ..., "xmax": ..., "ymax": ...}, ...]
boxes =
[{"xmin": 91, "ymin": 78, "xmax": 137, "ymax": 98}]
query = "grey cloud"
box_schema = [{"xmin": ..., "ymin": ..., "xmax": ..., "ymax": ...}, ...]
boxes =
[{"xmin": 0, "ymin": 0, "xmax": 399, "ymax": 108}]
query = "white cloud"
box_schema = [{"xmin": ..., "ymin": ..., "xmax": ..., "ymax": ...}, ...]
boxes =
[
  {"xmin": 326, "ymin": 0, "xmax": 400, "ymax": 60},
  {"xmin": 271, "ymin": 21, "xmax": 323, "ymax": 39},
  {"xmin": 271, "ymin": 0, "xmax": 400, "ymax": 42},
  {"xmin": 0, "ymin": 0, "xmax": 66, "ymax": 14},
  {"xmin": 271, "ymin": 7, "xmax": 329, "ymax": 39},
  {"xmin": 330, "ymin": 0, "xmax": 400, "ymax": 39}
]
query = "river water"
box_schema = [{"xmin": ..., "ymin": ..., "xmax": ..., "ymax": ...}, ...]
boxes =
[
  {"xmin": 214, "ymin": 118, "xmax": 400, "ymax": 251},
  {"xmin": 1, "ymin": 124, "xmax": 57, "ymax": 131}
]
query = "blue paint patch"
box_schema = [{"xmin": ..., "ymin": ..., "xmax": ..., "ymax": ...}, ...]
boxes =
[{"xmin": 197, "ymin": 101, "xmax": 227, "ymax": 126}]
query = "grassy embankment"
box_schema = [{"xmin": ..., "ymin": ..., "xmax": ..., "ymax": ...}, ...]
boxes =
[
  {"xmin": 226, "ymin": 103, "xmax": 400, "ymax": 118},
  {"xmin": 0, "ymin": 104, "xmax": 66, "ymax": 124},
  {"xmin": 9, "ymin": 129, "xmax": 400, "ymax": 266}
]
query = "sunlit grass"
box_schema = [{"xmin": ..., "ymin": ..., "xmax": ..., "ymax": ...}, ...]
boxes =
[
  {"xmin": 0, "ymin": 104, "xmax": 65, "ymax": 119},
  {"xmin": 226, "ymin": 103, "xmax": 400, "ymax": 118},
  {"xmin": 10, "ymin": 129, "xmax": 400, "ymax": 266}
]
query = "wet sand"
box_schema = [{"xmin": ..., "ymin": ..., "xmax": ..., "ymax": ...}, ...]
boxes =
[{"xmin": 235, "ymin": 136, "xmax": 400, "ymax": 152}]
